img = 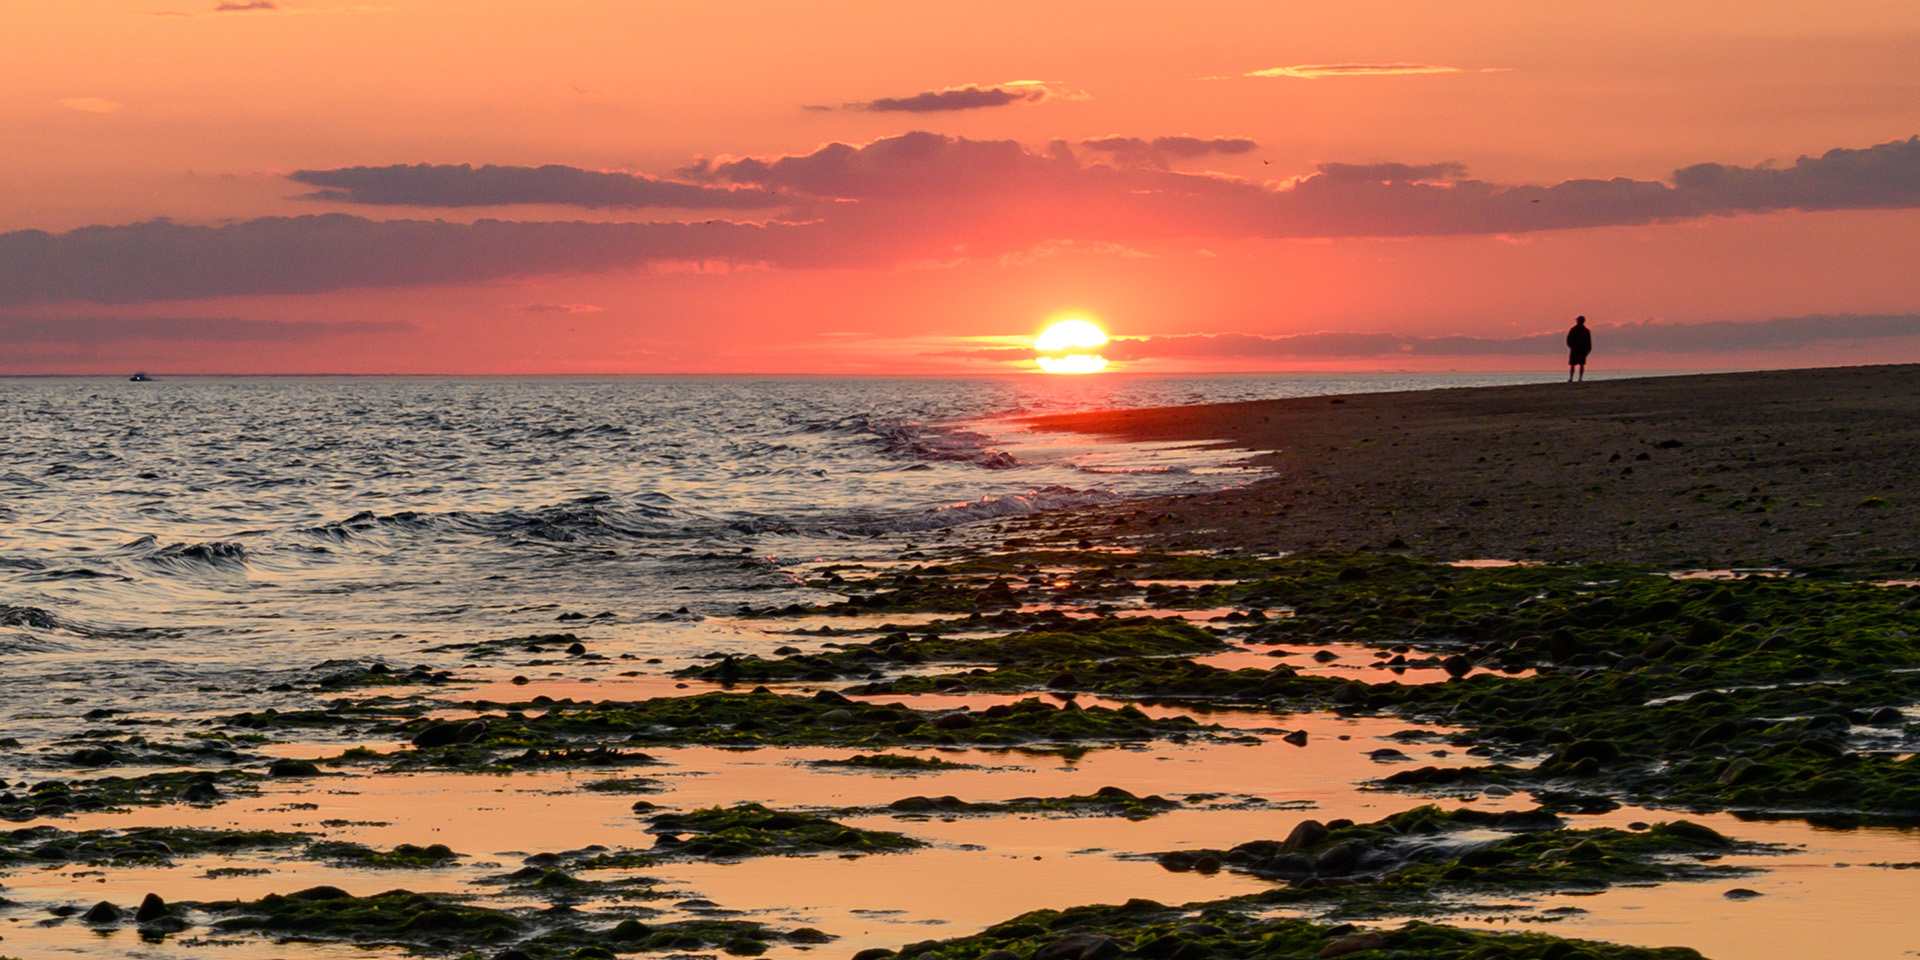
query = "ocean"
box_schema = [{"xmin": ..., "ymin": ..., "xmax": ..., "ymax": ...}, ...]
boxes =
[
  {"xmin": 0, "ymin": 371, "xmax": 1909, "ymax": 960},
  {"xmin": 0, "ymin": 372, "xmax": 1567, "ymax": 742}
]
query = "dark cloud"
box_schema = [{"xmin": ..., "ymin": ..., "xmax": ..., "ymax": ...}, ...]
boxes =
[
  {"xmin": 12, "ymin": 134, "xmax": 1920, "ymax": 304},
  {"xmin": 1671, "ymin": 138, "xmax": 1920, "ymax": 213},
  {"xmin": 213, "ymin": 1, "xmax": 276, "ymax": 10},
  {"xmin": 515, "ymin": 302, "xmax": 603, "ymax": 314},
  {"xmin": 0, "ymin": 215, "xmax": 795, "ymax": 305},
  {"xmin": 1316, "ymin": 161, "xmax": 1468, "ymax": 182},
  {"xmin": 851, "ymin": 85, "xmax": 1046, "ymax": 113},
  {"xmin": 289, "ymin": 164, "xmax": 778, "ymax": 209},
  {"xmin": 950, "ymin": 314, "xmax": 1920, "ymax": 362},
  {"xmin": 0, "ymin": 316, "xmax": 408, "ymax": 345},
  {"xmin": 1404, "ymin": 314, "xmax": 1920, "ymax": 356},
  {"xmin": 1079, "ymin": 136, "xmax": 1258, "ymax": 169}
]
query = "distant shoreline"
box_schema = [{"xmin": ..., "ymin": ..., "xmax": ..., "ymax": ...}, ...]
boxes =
[{"xmin": 1024, "ymin": 363, "xmax": 1920, "ymax": 568}]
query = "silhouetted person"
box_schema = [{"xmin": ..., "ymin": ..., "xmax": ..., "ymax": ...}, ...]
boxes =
[{"xmin": 1566, "ymin": 316, "xmax": 1592, "ymax": 382}]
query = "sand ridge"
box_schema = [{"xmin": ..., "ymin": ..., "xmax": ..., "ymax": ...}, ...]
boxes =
[{"xmin": 1024, "ymin": 364, "xmax": 1920, "ymax": 567}]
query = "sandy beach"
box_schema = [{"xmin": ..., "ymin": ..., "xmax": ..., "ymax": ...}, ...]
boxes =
[{"xmin": 1026, "ymin": 364, "xmax": 1920, "ymax": 569}]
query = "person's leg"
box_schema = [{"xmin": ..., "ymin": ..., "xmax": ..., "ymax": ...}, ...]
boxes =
[
  {"xmin": 1568, "ymin": 363, "xmax": 1575, "ymax": 382},
  {"xmin": 1577, "ymin": 363, "xmax": 1585, "ymax": 382}
]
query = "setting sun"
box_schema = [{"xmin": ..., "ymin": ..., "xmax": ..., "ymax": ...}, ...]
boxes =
[{"xmin": 1035, "ymin": 318, "xmax": 1109, "ymax": 373}]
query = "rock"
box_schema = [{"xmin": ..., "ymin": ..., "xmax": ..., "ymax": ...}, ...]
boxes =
[
  {"xmin": 139, "ymin": 915, "xmax": 191, "ymax": 935},
  {"xmin": 1441, "ymin": 655, "xmax": 1473, "ymax": 679},
  {"xmin": 1560, "ymin": 740, "xmax": 1621, "ymax": 765},
  {"xmin": 1367, "ymin": 748, "xmax": 1407, "ymax": 762},
  {"xmin": 1282, "ymin": 730, "xmax": 1309, "ymax": 747},
  {"xmin": 81, "ymin": 901, "xmax": 123, "ymax": 923},
  {"xmin": 1867, "ymin": 706, "xmax": 1906, "ymax": 725},
  {"xmin": 290, "ymin": 885, "xmax": 352, "ymax": 901},
  {"xmin": 1690, "ymin": 719, "xmax": 1741, "ymax": 747},
  {"xmin": 931, "ymin": 712, "xmax": 973, "ymax": 730},
  {"xmin": 1724, "ymin": 887, "xmax": 1764, "ymax": 899},
  {"xmin": 820, "ymin": 709, "xmax": 854, "ymax": 723},
  {"xmin": 1045, "ymin": 672, "xmax": 1080, "ymax": 689},
  {"xmin": 1546, "ymin": 633, "xmax": 1581, "ymax": 663},
  {"xmin": 267, "ymin": 759, "xmax": 320, "ymax": 777},
  {"xmin": 1716, "ymin": 757, "xmax": 1760, "ymax": 785},
  {"xmin": 1659, "ymin": 820, "xmax": 1730, "ymax": 846},
  {"xmin": 787, "ymin": 928, "xmax": 833, "ymax": 944},
  {"xmin": 180, "ymin": 779, "xmax": 221, "ymax": 802},
  {"xmin": 1319, "ymin": 933, "xmax": 1384, "ymax": 958},
  {"xmin": 1035, "ymin": 933, "xmax": 1127, "ymax": 960},
  {"xmin": 566, "ymin": 642, "xmax": 588, "ymax": 655},
  {"xmin": 851, "ymin": 950, "xmax": 896, "ymax": 960},
  {"xmin": 1313, "ymin": 840, "xmax": 1361, "ymax": 875},
  {"xmin": 812, "ymin": 690, "xmax": 855, "ymax": 705},
  {"xmin": 135, "ymin": 893, "xmax": 168, "ymax": 923},
  {"xmin": 410, "ymin": 722, "xmax": 468, "ymax": 748},
  {"xmin": 1192, "ymin": 855, "xmax": 1221, "ymax": 874},
  {"xmin": 1281, "ymin": 819, "xmax": 1330, "ymax": 852}
]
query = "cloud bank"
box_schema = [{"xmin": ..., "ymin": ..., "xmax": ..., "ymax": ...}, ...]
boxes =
[
  {"xmin": 849, "ymin": 84, "xmax": 1051, "ymax": 113},
  {"xmin": 6, "ymin": 134, "xmax": 1920, "ymax": 304},
  {"xmin": 0, "ymin": 316, "xmax": 409, "ymax": 345},
  {"xmin": 1079, "ymin": 136, "xmax": 1259, "ymax": 168},
  {"xmin": 948, "ymin": 314, "xmax": 1920, "ymax": 362},
  {"xmin": 289, "ymin": 164, "xmax": 779, "ymax": 209}
]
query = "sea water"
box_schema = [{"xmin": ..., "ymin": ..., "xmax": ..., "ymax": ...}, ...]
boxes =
[{"xmin": 0, "ymin": 373, "xmax": 1569, "ymax": 739}]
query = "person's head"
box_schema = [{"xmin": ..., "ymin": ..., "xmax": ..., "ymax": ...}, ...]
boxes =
[{"xmin": 1575, "ymin": 316, "xmax": 1587, "ymax": 326}]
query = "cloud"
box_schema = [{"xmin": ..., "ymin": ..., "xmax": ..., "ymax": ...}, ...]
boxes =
[
  {"xmin": 1079, "ymin": 136, "xmax": 1258, "ymax": 169},
  {"xmin": 1244, "ymin": 63, "xmax": 1497, "ymax": 79},
  {"xmin": 214, "ymin": 0, "xmax": 276, "ymax": 9},
  {"xmin": 515, "ymin": 302, "xmax": 603, "ymax": 314},
  {"xmin": 1403, "ymin": 314, "xmax": 1920, "ymax": 356},
  {"xmin": 1315, "ymin": 161, "xmax": 1467, "ymax": 182},
  {"xmin": 288, "ymin": 163, "xmax": 780, "ymax": 209},
  {"xmin": 947, "ymin": 314, "xmax": 1920, "ymax": 362},
  {"xmin": 843, "ymin": 82, "xmax": 1059, "ymax": 113},
  {"xmin": 0, "ymin": 316, "xmax": 409, "ymax": 345},
  {"xmin": 11, "ymin": 134, "xmax": 1920, "ymax": 304},
  {"xmin": 55, "ymin": 97, "xmax": 124, "ymax": 114},
  {"xmin": 0, "ymin": 214, "xmax": 797, "ymax": 305}
]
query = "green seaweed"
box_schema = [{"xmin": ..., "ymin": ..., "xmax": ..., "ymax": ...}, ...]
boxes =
[
  {"xmin": 646, "ymin": 802, "xmax": 921, "ymax": 858},
  {"xmin": 809, "ymin": 753, "xmax": 980, "ymax": 772},
  {"xmin": 875, "ymin": 786, "xmax": 1180, "ymax": 820},
  {"xmin": 347, "ymin": 692, "xmax": 1243, "ymax": 762},
  {"xmin": 305, "ymin": 841, "xmax": 462, "ymax": 868},
  {"xmin": 874, "ymin": 897, "xmax": 1705, "ymax": 960},
  {"xmin": 0, "ymin": 825, "xmax": 307, "ymax": 868},
  {"xmin": 0, "ymin": 770, "xmax": 260, "ymax": 820},
  {"xmin": 675, "ymin": 620, "xmax": 1225, "ymax": 684}
]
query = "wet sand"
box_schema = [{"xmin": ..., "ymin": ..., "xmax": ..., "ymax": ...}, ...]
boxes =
[{"xmin": 1024, "ymin": 364, "xmax": 1920, "ymax": 567}]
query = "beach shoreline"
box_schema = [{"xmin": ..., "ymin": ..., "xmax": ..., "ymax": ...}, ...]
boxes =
[{"xmin": 1022, "ymin": 363, "xmax": 1920, "ymax": 569}]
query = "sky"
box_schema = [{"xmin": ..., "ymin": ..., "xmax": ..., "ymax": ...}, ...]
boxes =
[{"xmin": 5, "ymin": 0, "xmax": 1920, "ymax": 375}]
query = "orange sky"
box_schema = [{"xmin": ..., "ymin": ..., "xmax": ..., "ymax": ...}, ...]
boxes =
[{"xmin": 4, "ymin": 1, "xmax": 1920, "ymax": 374}]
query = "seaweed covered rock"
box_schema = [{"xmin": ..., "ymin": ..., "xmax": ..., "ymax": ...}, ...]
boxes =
[{"xmin": 646, "ymin": 803, "xmax": 922, "ymax": 858}]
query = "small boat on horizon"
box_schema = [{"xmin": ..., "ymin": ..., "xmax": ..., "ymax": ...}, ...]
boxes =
[{"xmin": 129, "ymin": 372, "xmax": 154, "ymax": 382}]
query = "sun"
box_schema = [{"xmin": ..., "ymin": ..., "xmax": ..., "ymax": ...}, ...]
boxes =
[{"xmin": 1034, "ymin": 318, "xmax": 1108, "ymax": 373}]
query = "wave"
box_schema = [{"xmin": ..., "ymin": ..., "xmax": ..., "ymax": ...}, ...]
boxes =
[
  {"xmin": 1, "ymin": 604, "xmax": 66, "ymax": 631},
  {"xmin": 114, "ymin": 537, "xmax": 252, "ymax": 570},
  {"xmin": 865, "ymin": 485, "xmax": 1124, "ymax": 532},
  {"xmin": 846, "ymin": 415, "xmax": 1020, "ymax": 470},
  {"xmin": 1074, "ymin": 464, "xmax": 1193, "ymax": 475}
]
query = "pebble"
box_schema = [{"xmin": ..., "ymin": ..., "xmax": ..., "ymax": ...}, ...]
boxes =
[{"xmin": 1318, "ymin": 932, "xmax": 1384, "ymax": 958}]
